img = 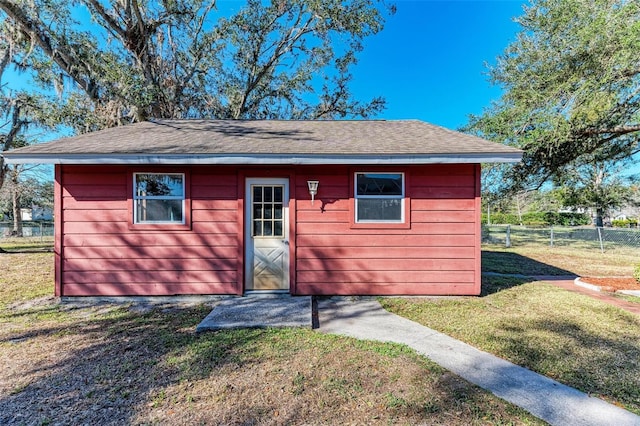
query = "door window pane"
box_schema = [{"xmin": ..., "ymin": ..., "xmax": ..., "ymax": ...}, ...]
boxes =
[
  {"xmin": 274, "ymin": 221, "xmax": 283, "ymax": 236},
  {"xmin": 263, "ymin": 221, "xmax": 273, "ymax": 236},
  {"xmin": 252, "ymin": 185, "xmax": 285, "ymax": 237}
]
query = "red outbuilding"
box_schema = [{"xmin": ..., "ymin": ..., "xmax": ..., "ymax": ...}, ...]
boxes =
[{"xmin": 3, "ymin": 120, "xmax": 522, "ymax": 297}]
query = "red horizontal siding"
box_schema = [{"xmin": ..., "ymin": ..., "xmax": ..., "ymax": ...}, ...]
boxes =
[
  {"xmin": 297, "ymin": 270, "xmax": 474, "ymax": 284},
  {"xmin": 63, "ymin": 282, "xmax": 236, "ymax": 296},
  {"xmin": 191, "ymin": 199, "xmax": 238, "ymax": 210},
  {"xmin": 411, "ymin": 186, "xmax": 475, "ymax": 198},
  {"xmin": 59, "ymin": 165, "xmax": 241, "ymax": 296},
  {"xmin": 297, "ymin": 234, "xmax": 475, "ymax": 247},
  {"xmin": 57, "ymin": 163, "xmax": 480, "ymax": 297},
  {"xmin": 65, "ymin": 270, "xmax": 235, "ymax": 284},
  {"xmin": 191, "ymin": 209, "xmax": 237, "ymax": 222},
  {"xmin": 62, "ymin": 173, "xmax": 127, "ymax": 185},
  {"xmin": 293, "ymin": 164, "xmax": 480, "ymax": 296},
  {"xmin": 297, "ymin": 258, "xmax": 473, "ymax": 271},
  {"xmin": 63, "ymin": 245, "xmax": 237, "ymax": 259},
  {"xmin": 64, "ymin": 257, "xmax": 235, "ymax": 272},
  {"xmin": 63, "ymin": 198, "xmax": 124, "ymax": 210},
  {"xmin": 296, "ymin": 246, "xmax": 476, "ymax": 259},
  {"xmin": 63, "ymin": 209, "xmax": 129, "ymax": 222},
  {"xmin": 63, "ymin": 234, "xmax": 237, "ymax": 248},
  {"xmin": 296, "ymin": 282, "xmax": 476, "ymax": 296},
  {"xmin": 63, "ymin": 185, "xmax": 126, "ymax": 199},
  {"xmin": 411, "ymin": 198, "xmax": 475, "ymax": 210},
  {"xmin": 296, "ymin": 222, "xmax": 476, "ymax": 235}
]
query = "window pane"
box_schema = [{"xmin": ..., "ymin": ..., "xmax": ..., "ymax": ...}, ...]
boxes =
[
  {"xmin": 253, "ymin": 186, "xmax": 262, "ymax": 202},
  {"xmin": 263, "ymin": 221, "xmax": 273, "ymax": 236},
  {"xmin": 253, "ymin": 220, "xmax": 263, "ymax": 236},
  {"xmin": 264, "ymin": 205, "xmax": 273, "ymax": 219},
  {"xmin": 357, "ymin": 198, "xmax": 402, "ymax": 221},
  {"xmin": 136, "ymin": 174, "xmax": 183, "ymax": 197},
  {"xmin": 274, "ymin": 186, "xmax": 283, "ymax": 202},
  {"xmin": 136, "ymin": 199, "xmax": 183, "ymax": 222},
  {"xmin": 274, "ymin": 205, "xmax": 283, "ymax": 219},
  {"xmin": 274, "ymin": 220, "xmax": 283, "ymax": 236},
  {"xmin": 356, "ymin": 173, "xmax": 402, "ymax": 196},
  {"xmin": 253, "ymin": 205, "xmax": 263, "ymax": 220},
  {"xmin": 264, "ymin": 187, "xmax": 273, "ymax": 202}
]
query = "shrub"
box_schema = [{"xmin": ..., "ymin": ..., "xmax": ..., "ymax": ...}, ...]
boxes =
[
  {"xmin": 612, "ymin": 219, "xmax": 638, "ymax": 228},
  {"xmin": 481, "ymin": 211, "xmax": 590, "ymax": 226}
]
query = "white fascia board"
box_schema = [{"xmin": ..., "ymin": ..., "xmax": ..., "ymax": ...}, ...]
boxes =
[{"xmin": 2, "ymin": 152, "xmax": 523, "ymax": 165}]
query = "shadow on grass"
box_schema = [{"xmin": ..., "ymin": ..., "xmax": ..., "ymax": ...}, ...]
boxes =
[
  {"xmin": 0, "ymin": 246, "xmax": 54, "ymax": 254},
  {"xmin": 0, "ymin": 305, "xmax": 267, "ymax": 425},
  {"xmin": 480, "ymin": 251, "xmax": 577, "ymax": 297},
  {"xmin": 480, "ymin": 275, "xmax": 534, "ymax": 296},
  {"xmin": 482, "ymin": 251, "xmax": 574, "ymax": 276},
  {"xmin": 495, "ymin": 313, "xmax": 640, "ymax": 414},
  {"xmin": 0, "ymin": 304, "xmax": 541, "ymax": 425}
]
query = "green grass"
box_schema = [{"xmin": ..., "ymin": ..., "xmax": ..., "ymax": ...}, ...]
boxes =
[
  {"xmin": 0, "ymin": 236, "xmax": 54, "ymax": 252},
  {"xmin": 482, "ymin": 245, "xmax": 638, "ymax": 277},
  {"xmin": 383, "ymin": 277, "xmax": 640, "ymax": 414},
  {"xmin": 0, "ymin": 252, "xmax": 54, "ymax": 308},
  {"xmin": 0, "ymin": 251, "xmax": 543, "ymax": 425}
]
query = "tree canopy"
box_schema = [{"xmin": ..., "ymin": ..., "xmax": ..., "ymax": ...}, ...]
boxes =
[
  {"xmin": 466, "ymin": 0, "xmax": 640, "ymax": 192},
  {"xmin": 0, "ymin": 0, "xmax": 391, "ymax": 134}
]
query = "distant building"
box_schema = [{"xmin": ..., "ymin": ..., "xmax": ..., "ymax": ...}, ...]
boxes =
[{"xmin": 20, "ymin": 205, "xmax": 54, "ymax": 221}]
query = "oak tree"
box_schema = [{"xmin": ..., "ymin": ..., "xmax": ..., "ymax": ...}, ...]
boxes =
[{"xmin": 467, "ymin": 0, "xmax": 640, "ymax": 192}]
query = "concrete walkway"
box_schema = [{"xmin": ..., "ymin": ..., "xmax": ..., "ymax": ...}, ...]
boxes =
[
  {"xmin": 317, "ymin": 297, "xmax": 640, "ymax": 426},
  {"xmin": 196, "ymin": 296, "xmax": 312, "ymax": 331}
]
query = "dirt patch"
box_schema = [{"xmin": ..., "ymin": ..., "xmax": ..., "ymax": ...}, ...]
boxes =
[{"xmin": 580, "ymin": 277, "xmax": 640, "ymax": 292}]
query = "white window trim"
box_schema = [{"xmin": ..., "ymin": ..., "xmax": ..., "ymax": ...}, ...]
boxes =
[
  {"xmin": 133, "ymin": 172, "xmax": 186, "ymax": 224},
  {"xmin": 354, "ymin": 172, "xmax": 405, "ymax": 223}
]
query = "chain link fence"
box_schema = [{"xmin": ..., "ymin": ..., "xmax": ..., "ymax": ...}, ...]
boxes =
[
  {"xmin": 0, "ymin": 221, "xmax": 55, "ymax": 239},
  {"xmin": 483, "ymin": 225, "xmax": 640, "ymax": 251}
]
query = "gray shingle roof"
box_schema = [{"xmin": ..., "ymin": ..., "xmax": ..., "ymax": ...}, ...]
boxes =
[{"xmin": 3, "ymin": 119, "xmax": 522, "ymax": 165}]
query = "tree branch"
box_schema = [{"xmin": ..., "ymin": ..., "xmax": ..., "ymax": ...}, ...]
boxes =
[
  {"xmin": 0, "ymin": 0, "xmax": 99, "ymax": 100},
  {"xmin": 579, "ymin": 124, "xmax": 640, "ymax": 137}
]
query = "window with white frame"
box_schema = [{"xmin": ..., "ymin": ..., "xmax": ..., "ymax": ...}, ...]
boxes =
[
  {"xmin": 355, "ymin": 172, "xmax": 404, "ymax": 223},
  {"xmin": 133, "ymin": 173, "xmax": 185, "ymax": 224}
]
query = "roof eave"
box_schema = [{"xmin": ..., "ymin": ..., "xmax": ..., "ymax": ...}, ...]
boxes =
[{"xmin": 2, "ymin": 153, "xmax": 523, "ymax": 165}]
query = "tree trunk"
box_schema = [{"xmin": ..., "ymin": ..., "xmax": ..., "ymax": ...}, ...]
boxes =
[
  {"xmin": 594, "ymin": 207, "xmax": 604, "ymax": 228},
  {"xmin": 10, "ymin": 172, "xmax": 22, "ymax": 237}
]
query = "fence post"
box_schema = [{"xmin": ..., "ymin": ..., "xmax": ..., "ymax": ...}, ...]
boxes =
[
  {"xmin": 550, "ymin": 226, "xmax": 554, "ymax": 247},
  {"xmin": 505, "ymin": 225, "xmax": 511, "ymax": 248},
  {"xmin": 597, "ymin": 227, "xmax": 604, "ymax": 253}
]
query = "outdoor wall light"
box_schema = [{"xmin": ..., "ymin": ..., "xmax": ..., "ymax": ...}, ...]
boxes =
[{"xmin": 307, "ymin": 180, "xmax": 319, "ymax": 205}]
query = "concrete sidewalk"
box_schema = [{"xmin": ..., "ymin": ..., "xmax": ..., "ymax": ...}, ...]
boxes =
[
  {"xmin": 317, "ymin": 298, "xmax": 640, "ymax": 426},
  {"xmin": 196, "ymin": 296, "xmax": 312, "ymax": 331}
]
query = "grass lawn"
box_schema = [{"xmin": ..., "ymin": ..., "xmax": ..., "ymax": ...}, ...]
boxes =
[
  {"xmin": 482, "ymin": 244, "xmax": 638, "ymax": 277},
  {"xmin": 0, "ymin": 251, "xmax": 543, "ymax": 425},
  {"xmin": 384, "ymin": 245, "xmax": 640, "ymax": 415}
]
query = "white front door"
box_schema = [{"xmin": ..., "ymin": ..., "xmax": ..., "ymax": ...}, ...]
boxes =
[{"xmin": 245, "ymin": 178, "xmax": 290, "ymax": 291}]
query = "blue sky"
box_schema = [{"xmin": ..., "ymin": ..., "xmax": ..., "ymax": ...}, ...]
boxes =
[
  {"xmin": 351, "ymin": 0, "xmax": 525, "ymax": 129},
  {"xmin": 3, "ymin": 0, "xmax": 525, "ymax": 133}
]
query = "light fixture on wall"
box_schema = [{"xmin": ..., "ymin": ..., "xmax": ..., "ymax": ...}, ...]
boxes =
[{"xmin": 307, "ymin": 180, "xmax": 319, "ymax": 205}]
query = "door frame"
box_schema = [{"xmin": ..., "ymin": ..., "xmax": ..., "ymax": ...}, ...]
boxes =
[{"xmin": 244, "ymin": 177, "xmax": 291, "ymax": 293}]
